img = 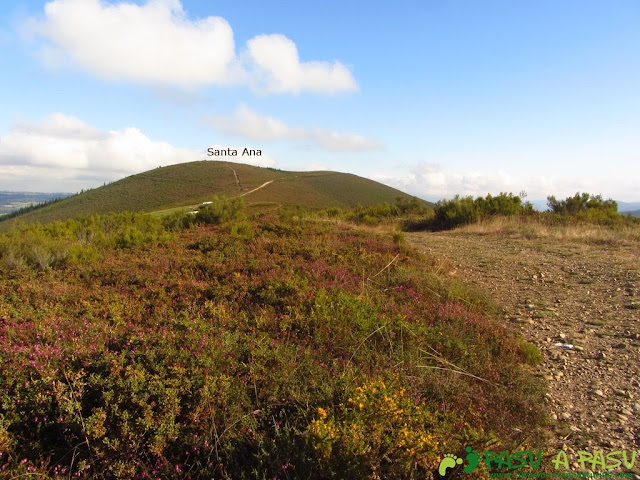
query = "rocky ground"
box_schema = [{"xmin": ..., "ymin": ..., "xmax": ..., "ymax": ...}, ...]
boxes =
[{"xmin": 407, "ymin": 231, "xmax": 640, "ymax": 469}]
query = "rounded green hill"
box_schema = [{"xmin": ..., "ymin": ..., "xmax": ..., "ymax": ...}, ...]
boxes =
[{"xmin": 1, "ymin": 161, "xmax": 430, "ymax": 228}]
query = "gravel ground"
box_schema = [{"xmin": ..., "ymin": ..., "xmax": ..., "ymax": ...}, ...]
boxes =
[{"xmin": 407, "ymin": 231, "xmax": 640, "ymax": 470}]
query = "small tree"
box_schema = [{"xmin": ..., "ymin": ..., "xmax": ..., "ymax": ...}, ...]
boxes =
[
  {"xmin": 547, "ymin": 192, "xmax": 617, "ymax": 215},
  {"xmin": 433, "ymin": 195, "xmax": 478, "ymax": 229},
  {"xmin": 477, "ymin": 192, "xmax": 527, "ymax": 216}
]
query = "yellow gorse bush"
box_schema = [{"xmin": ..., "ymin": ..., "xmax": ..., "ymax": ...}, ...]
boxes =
[{"xmin": 308, "ymin": 379, "xmax": 443, "ymax": 477}]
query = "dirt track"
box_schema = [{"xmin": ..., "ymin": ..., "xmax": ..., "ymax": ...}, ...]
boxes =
[
  {"xmin": 238, "ymin": 180, "xmax": 274, "ymax": 197},
  {"xmin": 407, "ymin": 232, "xmax": 640, "ymax": 461}
]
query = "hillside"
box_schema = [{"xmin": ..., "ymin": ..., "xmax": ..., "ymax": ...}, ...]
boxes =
[
  {"xmin": 0, "ymin": 161, "xmax": 429, "ymax": 228},
  {"xmin": 618, "ymin": 201, "xmax": 640, "ymax": 213}
]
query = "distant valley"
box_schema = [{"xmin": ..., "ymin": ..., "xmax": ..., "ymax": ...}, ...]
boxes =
[{"xmin": 0, "ymin": 191, "xmax": 72, "ymax": 215}]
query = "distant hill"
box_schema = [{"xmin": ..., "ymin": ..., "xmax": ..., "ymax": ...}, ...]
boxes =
[
  {"xmin": 528, "ymin": 199, "xmax": 549, "ymax": 212},
  {"xmin": 0, "ymin": 191, "xmax": 72, "ymax": 215},
  {"xmin": 619, "ymin": 202, "xmax": 640, "ymax": 217},
  {"xmin": 0, "ymin": 161, "xmax": 430, "ymax": 228},
  {"xmin": 529, "ymin": 199, "xmax": 640, "ymax": 213},
  {"xmin": 618, "ymin": 201, "xmax": 640, "ymax": 212}
]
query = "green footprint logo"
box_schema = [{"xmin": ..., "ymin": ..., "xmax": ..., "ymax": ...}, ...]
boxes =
[
  {"xmin": 463, "ymin": 446, "xmax": 481, "ymax": 473},
  {"xmin": 438, "ymin": 453, "xmax": 463, "ymax": 476}
]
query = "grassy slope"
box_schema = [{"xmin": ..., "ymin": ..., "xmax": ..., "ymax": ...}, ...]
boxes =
[{"xmin": 0, "ymin": 161, "xmax": 428, "ymax": 229}]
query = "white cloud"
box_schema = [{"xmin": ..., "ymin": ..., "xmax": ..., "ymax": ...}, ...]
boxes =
[
  {"xmin": 27, "ymin": 0, "xmax": 238, "ymax": 87},
  {"xmin": 310, "ymin": 127, "xmax": 383, "ymax": 152},
  {"xmin": 245, "ymin": 34, "xmax": 357, "ymax": 94},
  {"xmin": 25, "ymin": 0, "xmax": 357, "ymax": 94},
  {"xmin": 0, "ymin": 113, "xmax": 200, "ymax": 190},
  {"xmin": 206, "ymin": 105, "xmax": 305, "ymax": 141},
  {"xmin": 370, "ymin": 162, "xmax": 608, "ymax": 203},
  {"xmin": 205, "ymin": 105, "xmax": 383, "ymax": 152}
]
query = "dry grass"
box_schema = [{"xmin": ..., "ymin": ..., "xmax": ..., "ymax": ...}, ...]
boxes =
[{"xmin": 453, "ymin": 215, "xmax": 640, "ymax": 245}]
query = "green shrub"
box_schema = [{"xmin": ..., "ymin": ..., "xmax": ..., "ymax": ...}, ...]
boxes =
[
  {"xmin": 195, "ymin": 196, "xmax": 244, "ymax": 225},
  {"xmin": 161, "ymin": 211, "xmax": 196, "ymax": 231},
  {"xmin": 0, "ymin": 212, "xmax": 171, "ymax": 271},
  {"xmin": 325, "ymin": 207, "xmax": 344, "ymax": 218},
  {"xmin": 402, "ymin": 211, "xmax": 436, "ymax": 232},
  {"xmin": 228, "ymin": 220, "xmax": 254, "ymax": 238},
  {"xmin": 476, "ymin": 192, "xmax": 530, "ymax": 216},
  {"xmin": 392, "ymin": 231, "xmax": 406, "ymax": 247},
  {"xmin": 542, "ymin": 193, "xmax": 636, "ymax": 227},
  {"xmin": 547, "ymin": 192, "xmax": 617, "ymax": 215},
  {"xmin": 347, "ymin": 197, "xmax": 430, "ymax": 225},
  {"xmin": 277, "ymin": 204, "xmax": 309, "ymax": 223},
  {"xmin": 361, "ymin": 214, "xmax": 379, "ymax": 226},
  {"xmin": 412, "ymin": 192, "xmax": 532, "ymax": 231},
  {"xmin": 434, "ymin": 195, "xmax": 479, "ymax": 230},
  {"xmin": 517, "ymin": 339, "xmax": 543, "ymax": 366}
]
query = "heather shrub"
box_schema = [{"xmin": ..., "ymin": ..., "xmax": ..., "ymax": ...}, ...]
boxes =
[
  {"xmin": 0, "ymin": 212, "xmax": 170, "ymax": 272},
  {"xmin": 0, "ymin": 216, "xmax": 547, "ymax": 478}
]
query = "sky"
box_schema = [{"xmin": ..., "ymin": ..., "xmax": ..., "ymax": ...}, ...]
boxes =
[{"xmin": 1, "ymin": 0, "xmax": 639, "ymax": 202}]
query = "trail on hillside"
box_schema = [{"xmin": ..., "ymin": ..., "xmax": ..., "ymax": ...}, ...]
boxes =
[
  {"xmin": 226, "ymin": 165, "xmax": 273, "ymax": 197},
  {"xmin": 238, "ymin": 180, "xmax": 274, "ymax": 197},
  {"xmin": 407, "ymin": 232, "xmax": 640, "ymax": 457},
  {"xmin": 227, "ymin": 165, "xmax": 242, "ymax": 191}
]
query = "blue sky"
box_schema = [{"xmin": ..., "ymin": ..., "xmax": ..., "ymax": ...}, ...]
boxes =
[{"xmin": 1, "ymin": 0, "xmax": 639, "ymax": 201}]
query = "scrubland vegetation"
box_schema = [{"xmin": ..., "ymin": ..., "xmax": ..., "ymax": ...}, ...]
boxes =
[
  {"xmin": 408, "ymin": 192, "xmax": 639, "ymax": 244},
  {"xmin": 0, "ymin": 196, "xmax": 545, "ymax": 479},
  {"xmin": 333, "ymin": 192, "xmax": 638, "ymax": 243},
  {"xmin": 322, "ymin": 196, "xmax": 431, "ymax": 227},
  {"xmin": 3, "ymin": 188, "xmax": 630, "ymax": 478}
]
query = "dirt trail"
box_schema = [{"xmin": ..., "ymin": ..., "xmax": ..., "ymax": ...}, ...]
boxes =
[
  {"xmin": 225, "ymin": 164, "xmax": 273, "ymax": 197},
  {"xmin": 407, "ymin": 232, "xmax": 640, "ymax": 457},
  {"xmin": 238, "ymin": 180, "xmax": 274, "ymax": 197},
  {"xmin": 227, "ymin": 165, "xmax": 242, "ymax": 191}
]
